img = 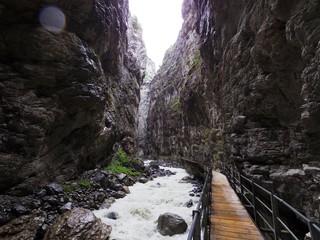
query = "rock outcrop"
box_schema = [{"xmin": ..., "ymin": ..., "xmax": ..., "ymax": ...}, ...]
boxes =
[
  {"xmin": 44, "ymin": 208, "xmax": 111, "ymax": 240},
  {"xmin": 0, "ymin": 1, "xmax": 146, "ymax": 194},
  {"xmin": 146, "ymin": 0, "xmax": 320, "ymax": 220},
  {"xmin": 0, "ymin": 210, "xmax": 46, "ymax": 240}
]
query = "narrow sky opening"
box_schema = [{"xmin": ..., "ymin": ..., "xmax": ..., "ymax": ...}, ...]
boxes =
[{"xmin": 129, "ymin": 0, "xmax": 184, "ymax": 69}]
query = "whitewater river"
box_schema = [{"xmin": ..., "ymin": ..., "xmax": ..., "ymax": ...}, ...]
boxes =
[{"xmin": 94, "ymin": 166, "xmax": 200, "ymax": 240}]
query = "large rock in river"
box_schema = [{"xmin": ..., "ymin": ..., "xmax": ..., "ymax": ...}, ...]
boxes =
[
  {"xmin": 157, "ymin": 212, "xmax": 188, "ymax": 236},
  {"xmin": 44, "ymin": 208, "xmax": 111, "ymax": 240}
]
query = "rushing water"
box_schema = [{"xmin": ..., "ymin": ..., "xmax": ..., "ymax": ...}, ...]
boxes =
[{"xmin": 94, "ymin": 166, "xmax": 200, "ymax": 240}]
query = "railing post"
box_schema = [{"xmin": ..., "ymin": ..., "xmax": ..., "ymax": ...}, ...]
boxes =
[
  {"xmin": 252, "ymin": 182, "xmax": 258, "ymax": 225},
  {"xmin": 271, "ymin": 193, "xmax": 281, "ymax": 240},
  {"xmin": 240, "ymin": 175, "xmax": 244, "ymax": 203},
  {"xmin": 309, "ymin": 222, "xmax": 320, "ymax": 240},
  {"xmin": 232, "ymin": 167, "xmax": 235, "ymax": 189},
  {"xmin": 193, "ymin": 210, "xmax": 201, "ymax": 240}
]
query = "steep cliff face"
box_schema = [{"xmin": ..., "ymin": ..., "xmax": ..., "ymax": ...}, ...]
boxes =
[
  {"xmin": 146, "ymin": 0, "xmax": 320, "ymax": 219},
  {"xmin": 196, "ymin": 0, "xmax": 320, "ymax": 220},
  {"xmin": 0, "ymin": 0, "xmax": 146, "ymax": 194},
  {"xmin": 146, "ymin": 0, "xmax": 218, "ymax": 166},
  {"xmin": 137, "ymin": 57, "xmax": 156, "ymax": 156}
]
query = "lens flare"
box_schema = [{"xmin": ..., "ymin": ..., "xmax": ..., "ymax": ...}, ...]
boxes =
[{"xmin": 39, "ymin": 5, "xmax": 65, "ymax": 32}]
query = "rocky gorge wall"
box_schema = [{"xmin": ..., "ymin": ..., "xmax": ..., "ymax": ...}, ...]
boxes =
[
  {"xmin": 146, "ymin": 0, "xmax": 320, "ymax": 220},
  {"xmin": 146, "ymin": 0, "xmax": 218, "ymax": 167},
  {"xmin": 0, "ymin": 0, "xmax": 147, "ymax": 194}
]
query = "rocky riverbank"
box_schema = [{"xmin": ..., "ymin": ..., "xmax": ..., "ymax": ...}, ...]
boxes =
[{"xmin": 0, "ymin": 160, "xmax": 203, "ymax": 239}]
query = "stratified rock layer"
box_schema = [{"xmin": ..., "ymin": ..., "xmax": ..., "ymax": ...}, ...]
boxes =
[
  {"xmin": 146, "ymin": 0, "xmax": 320, "ymax": 220},
  {"xmin": 0, "ymin": 1, "xmax": 146, "ymax": 194}
]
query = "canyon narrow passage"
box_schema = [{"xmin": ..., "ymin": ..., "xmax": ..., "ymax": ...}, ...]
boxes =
[{"xmin": 94, "ymin": 164, "xmax": 200, "ymax": 240}]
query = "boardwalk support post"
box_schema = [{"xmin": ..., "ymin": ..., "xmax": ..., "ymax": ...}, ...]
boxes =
[{"xmin": 271, "ymin": 193, "xmax": 281, "ymax": 239}]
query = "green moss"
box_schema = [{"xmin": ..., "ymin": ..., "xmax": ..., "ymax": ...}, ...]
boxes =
[
  {"xmin": 77, "ymin": 179, "xmax": 91, "ymax": 188},
  {"xmin": 106, "ymin": 164, "xmax": 140, "ymax": 176},
  {"xmin": 169, "ymin": 98, "xmax": 181, "ymax": 111},
  {"xmin": 104, "ymin": 148, "xmax": 141, "ymax": 176},
  {"xmin": 63, "ymin": 184, "xmax": 76, "ymax": 192}
]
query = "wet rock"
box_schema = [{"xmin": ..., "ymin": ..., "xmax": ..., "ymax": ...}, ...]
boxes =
[
  {"xmin": 184, "ymin": 199, "xmax": 193, "ymax": 208},
  {"xmin": 35, "ymin": 189, "xmax": 47, "ymax": 197},
  {"xmin": 179, "ymin": 176, "xmax": 193, "ymax": 183},
  {"xmin": 45, "ymin": 183, "xmax": 63, "ymax": 195},
  {"xmin": 60, "ymin": 202, "xmax": 72, "ymax": 213},
  {"xmin": 122, "ymin": 186, "xmax": 130, "ymax": 194},
  {"xmin": 123, "ymin": 177, "xmax": 135, "ymax": 186},
  {"xmin": 303, "ymin": 165, "xmax": 320, "ymax": 175},
  {"xmin": 0, "ymin": 210, "xmax": 46, "ymax": 240},
  {"xmin": 138, "ymin": 177, "xmax": 148, "ymax": 183},
  {"xmin": 99, "ymin": 197, "xmax": 116, "ymax": 210},
  {"xmin": 92, "ymin": 173, "xmax": 109, "ymax": 190},
  {"xmin": 44, "ymin": 208, "xmax": 111, "ymax": 240},
  {"xmin": 11, "ymin": 203, "xmax": 29, "ymax": 215},
  {"xmin": 114, "ymin": 191, "xmax": 126, "ymax": 199},
  {"xmin": 106, "ymin": 212, "xmax": 119, "ymax": 220},
  {"xmin": 157, "ymin": 212, "xmax": 188, "ymax": 236},
  {"xmin": 116, "ymin": 173, "xmax": 127, "ymax": 181}
]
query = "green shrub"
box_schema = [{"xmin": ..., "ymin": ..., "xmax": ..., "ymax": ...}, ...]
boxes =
[
  {"xmin": 104, "ymin": 148, "xmax": 141, "ymax": 176},
  {"xmin": 63, "ymin": 184, "xmax": 77, "ymax": 192},
  {"xmin": 77, "ymin": 179, "xmax": 91, "ymax": 188}
]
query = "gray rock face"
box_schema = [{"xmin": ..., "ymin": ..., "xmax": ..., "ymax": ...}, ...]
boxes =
[
  {"xmin": 44, "ymin": 208, "xmax": 111, "ymax": 240},
  {"xmin": 137, "ymin": 57, "xmax": 156, "ymax": 156},
  {"xmin": 157, "ymin": 212, "xmax": 188, "ymax": 236},
  {"xmin": 146, "ymin": 0, "xmax": 320, "ymax": 220},
  {"xmin": 146, "ymin": 0, "xmax": 213, "ymax": 167},
  {"xmin": 0, "ymin": 1, "xmax": 147, "ymax": 193}
]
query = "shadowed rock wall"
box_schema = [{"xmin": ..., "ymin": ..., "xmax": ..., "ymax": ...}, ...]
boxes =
[
  {"xmin": 0, "ymin": 0, "xmax": 146, "ymax": 194},
  {"xmin": 146, "ymin": 0, "xmax": 320, "ymax": 220}
]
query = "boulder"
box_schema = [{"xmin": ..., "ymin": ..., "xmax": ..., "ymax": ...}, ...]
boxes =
[
  {"xmin": 0, "ymin": 210, "xmax": 46, "ymax": 240},
  {"xmin": 44, "ymin": 208, "xmax": 111, "ymax": 240},
  {"xmin": 157, "ymin": 212, "xmax": 188, "ymax": 236}
]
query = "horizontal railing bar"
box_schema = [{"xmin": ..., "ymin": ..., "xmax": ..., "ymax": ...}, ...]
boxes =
[
  {"xmin": 273, "ymin": 195, "xmax": 309, "ymax": 223},
  {"xmin": 241, "ymin": 175, "xmax": 253, "ymax": 184},
  {"xmin": 254, "ymin": 183, "xmax": 272, "ymax": 195},
  {"xmin": 242, "ymin": 185, "xmax": 253, "ymax": 195},
  {"xmin": 243, "ymin": 194, "xmax": 253, "ymax": 207},
  {"xmin": 277, "ymin": 217, "xmax": 299, "ymax": 240},
  {"xmin": 256, "ymin": 196, "xmax": 272, "ymax": 213},
  {"xmin": 257, "ymin": 211, "xmax": 273, "ymax": 231},
  {"xmin": 312, "ymin": 222, "xmax": 320, "ymax": 231}
]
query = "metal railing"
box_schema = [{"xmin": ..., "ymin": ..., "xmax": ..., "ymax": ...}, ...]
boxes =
[
  {"xmin": 223, "ymin": 164, "xmax": 320, "ymax": 240},
  {"xmin": 187, "ymin": 168, "xmax": 212, "ymax": 240}
]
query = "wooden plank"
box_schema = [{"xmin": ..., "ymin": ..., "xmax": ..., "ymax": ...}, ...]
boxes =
[
  {"xmin": 212, "ymin": 230, "xmax": 263, "ymax": 239},
  {"xmin": 211, "ymin": 225, "xmax": 261, "ymax": 234},
  {"xmin": 210, "ymin": 171, "xmax": 264, "ymax": 240}
]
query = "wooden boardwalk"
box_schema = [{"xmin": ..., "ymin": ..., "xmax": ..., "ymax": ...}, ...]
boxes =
[{"xmin": 210, "ymin": 171, "xmax": 264, "ymax": 240}]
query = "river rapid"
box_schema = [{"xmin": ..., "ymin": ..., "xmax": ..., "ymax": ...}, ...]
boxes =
[{"xmin": 94, "ymin": 166, "xmax": 200, "ymax": 240}]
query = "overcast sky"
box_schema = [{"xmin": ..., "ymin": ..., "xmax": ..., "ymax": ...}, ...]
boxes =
[{"xmin": 129, "ymin": 0, "xmax": 184, "ymax": 69}]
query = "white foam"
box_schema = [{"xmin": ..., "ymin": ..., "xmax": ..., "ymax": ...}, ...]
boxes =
[{"xmin": 94, "ymin": 167, "xmax": 199, "ymax": 240}]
